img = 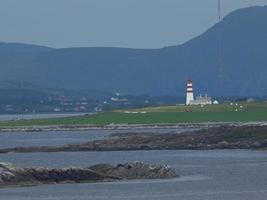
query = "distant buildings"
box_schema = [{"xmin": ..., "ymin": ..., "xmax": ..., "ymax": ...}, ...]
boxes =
[
  {"xmin": 110, "ymin": 93, "xmax": 128, "ymax": 102},
  {"xmin": 190, "ymin": 94, "xmax": 212, "ymax": 105},
  {"xmin": 53, "ymin": 107, "xmax": 61, "ymax": 112},
  {"xmin": 185, "ymin": 79, "xmax": 217, "ymax": 105}
]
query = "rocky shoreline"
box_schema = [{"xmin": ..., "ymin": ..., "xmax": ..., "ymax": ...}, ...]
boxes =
[
  {"xmin": 1, "ymin": 125, "xmax": 267, "ymax": 153},
  {"xmin": 0, "ymin": 123, "xmax": 212, "ymax": 133},
  {"xmin": 0, "ymin": 162, "xmax": 177, "ymax": 188},
  {"xmin": 1, "ymin": 121, "xmax": 267, "ymax": 132}
]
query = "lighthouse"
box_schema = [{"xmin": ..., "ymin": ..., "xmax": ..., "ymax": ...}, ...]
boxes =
[{"xmin": 186, "ymin": 79, "xmax": 194, "ymax": 105}]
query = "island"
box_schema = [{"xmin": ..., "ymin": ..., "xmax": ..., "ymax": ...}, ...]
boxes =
[
  {"xmin": 1, "ymin": 125, "xmax": 267, "ymax": 154},
  {"xmin": 0, "ymin": 161, "xmax": 177, "ymax": 188}
]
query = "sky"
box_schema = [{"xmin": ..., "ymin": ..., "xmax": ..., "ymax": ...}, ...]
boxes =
[{"xmin": 0, "ymin": 0, "xmax": 267, "ymax": 49}]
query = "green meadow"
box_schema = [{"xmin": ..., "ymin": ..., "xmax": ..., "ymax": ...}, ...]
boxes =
[{"xmin": 0, "ymin": 103, "xmax": 267, "ymax": 127}]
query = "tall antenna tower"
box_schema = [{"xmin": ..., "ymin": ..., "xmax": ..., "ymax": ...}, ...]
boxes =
[
  {"xmin": 218, "ymin": 0, "xmax": 221, "ymax": 21},
  {"xmin": 218, "ymin": 0, "xmax": 224, "ymax": 96}
]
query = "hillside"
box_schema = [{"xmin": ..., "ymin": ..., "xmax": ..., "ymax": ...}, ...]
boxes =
[
  {"xmin": 0, "ymin": 80, "xmax": 114, "ymax": 113},
  {"xmin": 0, "ymin": 80, "xmax": 184, "ymax": 113},
  {"xmin": 0, "ymin": 6, "xmax": 267, "ymax": 96}
]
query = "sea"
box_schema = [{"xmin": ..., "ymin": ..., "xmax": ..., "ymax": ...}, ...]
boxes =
[
  {"xmin": 0, "ymin": 127, "xmax": 267, "ymax": 200},
  {"xmin": 0, "ymin": 113, "xmax": 87, "ymax": 121}
]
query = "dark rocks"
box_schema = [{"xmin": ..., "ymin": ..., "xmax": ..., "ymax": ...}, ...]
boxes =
[
  {"xmin": 89, "ymin": 161, "xmax": 176, "ymax": 180},
  {"xmin": 0, "ymin": 161, "xmax": 177, "ymax": 188},
  {"xmin": 59, "ymin": 125, "xmax": 267, "ymax": 151},
  {"xmin": 0, "ymin": 162, "xmax": 40, "ymax": 187},
  {"xmin": 1, "ymin": 125, "xmax": 267, "ymax": 154}
]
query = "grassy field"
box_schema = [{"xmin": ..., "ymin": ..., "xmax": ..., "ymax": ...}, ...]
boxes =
[
  {"xmin": 116, "ymin": 102, "xmax": 267, "ymax": 113},
  {"xmin": 0, "ymin": 103, "xmax": 267, "ymax": 127}
]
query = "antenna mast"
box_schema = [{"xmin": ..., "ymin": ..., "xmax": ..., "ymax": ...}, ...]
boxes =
[
  {"xmin": 218, "ymin": 0, "xmax": 224, "ymax": 96},
  {"xmin": 218, "ymin": 0, "xmax": 221, "ymax": 21}
]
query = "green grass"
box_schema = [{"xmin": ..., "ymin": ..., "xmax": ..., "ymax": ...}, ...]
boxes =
[
  {"xmin": 116, "ymin": 103, "xmax": 267, "ymax": 113},
  {"xmin": 0, "ymin": 103, "xmax": 267, "ymax": 127}
]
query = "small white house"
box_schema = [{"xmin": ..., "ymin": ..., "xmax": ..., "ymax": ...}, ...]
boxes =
[{"xmin": 213, "ymin": 100, "xmax": 219, "ymax": 104}]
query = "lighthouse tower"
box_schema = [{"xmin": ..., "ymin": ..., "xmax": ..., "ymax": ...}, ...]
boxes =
[{"xmin": 186, "ymin": 80, "xmax": 194, "ymax": 105}]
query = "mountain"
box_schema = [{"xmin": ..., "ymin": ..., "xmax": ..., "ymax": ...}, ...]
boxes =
[{"xmin": 0, "ymin": 6, "xmax": 267, "ymax": 96}]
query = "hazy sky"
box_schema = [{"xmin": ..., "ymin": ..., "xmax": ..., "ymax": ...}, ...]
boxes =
[{"xmin": 1, "ymin": 0, "xmax": 267, "ymax": 48}]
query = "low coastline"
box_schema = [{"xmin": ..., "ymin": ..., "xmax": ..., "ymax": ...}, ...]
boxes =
[
  {"xmin": 1, "ymin": 125, "xmax": 267, "ymax": 153},
  {"xmin": 1, "ymin": 121, "xmax": 267, "ymax": 132}
]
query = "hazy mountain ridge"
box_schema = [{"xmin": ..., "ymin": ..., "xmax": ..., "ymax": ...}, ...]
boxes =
[
  {"xmin": 0, "ymin": 6, "xmax": 267, "ymax": 96},
  {"xmin": 0, "ymin": 42, "xmax": 53, "ymax": 53},
  {"xmin": 0, "ymin": 80, "xmax": 112, "ymax": 100}
]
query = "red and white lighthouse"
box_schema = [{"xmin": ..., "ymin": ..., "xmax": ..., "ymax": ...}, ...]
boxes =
[{"xmin": 186, "ymin": 79, "xmax": 194, "ymax": 105}]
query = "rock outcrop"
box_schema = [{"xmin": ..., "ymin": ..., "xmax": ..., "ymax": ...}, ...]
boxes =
[
  {"xmin": 1, "ymin": 125, "xmax": 267, "ymax": 153},
  {"xmin": 0, "ymin": 162, "xmax": 177, "ymax": 188},
  {"xmin": 89, "ymin": 162, "xmax": 176, "ymax": 180}
]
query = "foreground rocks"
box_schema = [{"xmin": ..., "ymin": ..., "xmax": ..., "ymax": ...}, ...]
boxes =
[
  {"xmin": 0, "ymin": 161, "xmax": 177, "ymax": 188},
  {"xmin": 1, "ymin": 125, "xmax": 267, "ymax": 153}
]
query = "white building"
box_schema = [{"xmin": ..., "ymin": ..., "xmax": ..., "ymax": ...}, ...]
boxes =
[
  {"xmin": 213, "ymin": 100, "xmax": 219, "ymax": 104},
  {"xmin": 190, "ymin": 94, "xmax": 212, "ymax": 105},
  {"xmin": 185, "ymin": 80, "xmax": 213, "ymax": 105}
]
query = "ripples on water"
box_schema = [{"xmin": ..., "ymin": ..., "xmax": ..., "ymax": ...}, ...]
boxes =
[
  {"xmin": 1, "ymin": 129, "xmax": 267, "ymax": 200},
  {"xmin": 0, "ymin": 128, "xmax": 193, "ymax": 149}
]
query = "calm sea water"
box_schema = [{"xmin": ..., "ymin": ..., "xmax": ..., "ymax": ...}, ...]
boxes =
[
  {"xmin": 0, "ymin": 128, "xmax": 193, "ymax": 149},
  {"xmin": 0, "ymin": 113, "xmax": 87, "ymax": 121},
  {"xmin": 0, "ymin": 130, "xmax": 267, "ymax": 200}
]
